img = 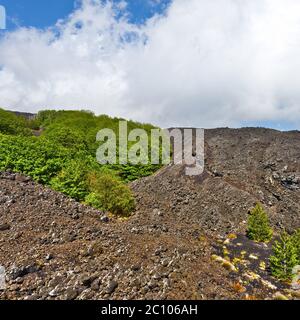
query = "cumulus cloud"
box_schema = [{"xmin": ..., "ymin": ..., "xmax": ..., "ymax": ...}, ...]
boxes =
[{"xmin": 0, "ymin": 0, "xmax": 300, "ymax": 128}]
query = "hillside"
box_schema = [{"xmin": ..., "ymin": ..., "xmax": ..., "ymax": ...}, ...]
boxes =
[
  {"xmin": 0, "ymin": 127, "xmax": 300, "ymax": 300},
  {"xmin": 132, "ymin": 128, "xmax": 300, "ymax": 235},
  {"xmin": 0, "ymin": 171, "xmax": 242, "ymax": 300},
  {"xmin": 0, "ymin": 108, "xmax": 162, "ymax": 216}
]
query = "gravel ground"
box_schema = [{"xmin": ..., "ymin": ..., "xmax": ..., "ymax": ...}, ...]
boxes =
[{"xmin": 1, "ymin": 128, "xmax": 299, "ymax": 300}]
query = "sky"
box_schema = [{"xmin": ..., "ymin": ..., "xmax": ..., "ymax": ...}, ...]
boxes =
[
  {"xmin": 0, "ymin": 0, "xmax": 170, "ymax": 29},
  {"xmin": 0, "ymin": 0, "xmax": 299, "ymax": 130}
]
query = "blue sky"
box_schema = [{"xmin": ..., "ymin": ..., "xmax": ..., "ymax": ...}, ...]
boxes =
[
  {"xmin": 0, "ymin": 0, "xmax": 170, "ymax": 30},
  {"xmin": 241, "ymin": 121, "xmax": 298, "ymax": 132},
  {"xmin": 0, "ymin": 0, "xmax": 76, "ymax": 30},
  {"xmin": 0, "ymin": 0, "xmax": 299, "ymax": 130}
]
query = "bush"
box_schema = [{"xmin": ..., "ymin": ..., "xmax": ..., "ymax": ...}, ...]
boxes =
[
  {"xmin": 247, "ymin": 203, "xmax": 273, "ymax": 242},
  {"xmin": 0, "ymin": 109, "xmax": 162, "ymax": 216},
  {"xmin": 0, "ymin": 134, "xmax": 71, "ymax": 184},
  {"xmin": 50, "ymin": 159, "xmax": 91, "ymax": 201},
  {"xmin": 44, "ymin": 126, "xmax": 88, "ymax": 150},
  {"xmin": 37, "ymin": 109, "xmax": 162, "ymax": 182},
  {"xmin": 108, "ymin": 163, "xmax": 162, "ymax": 182},
  {"xmin": 0, "ymin": 108, "xmax": 31, "ymax": 136},
  {"xmin": 291, "ymin": 229, "xmax": 300, "ymax": 262},
  {"xmin": 86, "ymin": 171, "xmax": 135, "ymax": 216},
  {"xmin": 270, "ymin": 232, "xmax": 299, "ymax": 281}
]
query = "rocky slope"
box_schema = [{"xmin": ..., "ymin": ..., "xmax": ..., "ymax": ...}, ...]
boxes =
[
  {"xmin": 0, "ymin": 172, "xmax": 243, "ymax": 300},
  {"xmin": 0, "ymin": 127, "xmax": 299, "ymax": 300},
  {"xmin": 132, "ymin": 128, "xmax": 300, "ymax": 235}
]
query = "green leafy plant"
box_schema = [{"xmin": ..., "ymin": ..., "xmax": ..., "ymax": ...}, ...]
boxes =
[
  {"xmin": 0, "ymin": 108, "xmax": 32, "ymax": 136},
  {"xmin": 0, "ymin": 134, "xmax": 71, "ymax": 183},
  {"xmin": 86, "ymin": 171, "xmax": 135, "ymax": 216},
  {"xmin": 270, "ymin": 232, "xmax": 299, "ymax": 281},
  {"xmin": 44, "ymin": 126, "xmax": 88, "ymax": 150},
  {"xmin": 247, "ymin": 203, "xmax": 273, "ymax": 242},
  {"xmin": 50, "ymin": 158, "xmax": 91, "ymax": 201},
  {"xmin": 291, "ymin": 229, "xmax": 300, "ymax": 262},
  {"xmin": 0, "ymin": 108, "xmax": 162, "ymax": 216}
]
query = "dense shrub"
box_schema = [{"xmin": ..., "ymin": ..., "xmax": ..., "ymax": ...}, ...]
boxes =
[
  {"xmin": 247, "ymin": 203, "xmax": 273, "ymax": 242},
  {"xmin": 0, "ymin": 109, "xmax": 163, "ymax": 216},
  {"xmin": 44, "ymin": 126, "xmax": 88, "ymax": 150},
  {"xmin": 0, "ymin": 108, "xmax": 31, "ymax": 136},
  {"xmin": 108, "ymin": 163, "xmax": 162, "ymax": 182},
  {"xmin": 0, "ymin": 134, "xmax": 71, "ymax": 183},
  {"xmin": 291, "ymin": 229, "xmax": 300, "ymax": 262},
  {"xmin": 270, "ymin": 232, "xmax": 299, "ymax": 281},
  {"xmin": 50, "ymin": 158, "xmax": 91, "ymax": 201},
  {"xmin": 86, "ymin": 171, "xmax": 135, "ymax": 216}
]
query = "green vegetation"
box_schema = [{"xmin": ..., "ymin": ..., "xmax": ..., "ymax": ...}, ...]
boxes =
[
  {"xmin": 86, "ymin": 171, "xmax": 135, "ymax": 216},
  {"xmin": 0, "ymin": 108, "xmax": 163, "ymax": 215},
  {"xmin": 0, "ymin": 108, "xmax": 32, "ymax": 136},
  {"xmin": 291, "ymin": 229, "xmax": 300, "ymax": 261},
  {"xmin": 270, "ymin": 231, "xmax": 299, "ymax": 281},
  {"xmin": 0, "ymin": 133, "xmax": 72, "ymax": 184},
  {"xmin": 244, "ymin": 204, "xmax": 300, "ymax": 282},
  {"xmin": 49, "ymin": 158, "xmax": 95, "ymax": 201},
  {"xmin": 247, "ymin": 203, "xmax": 273, "ymax": 243}
]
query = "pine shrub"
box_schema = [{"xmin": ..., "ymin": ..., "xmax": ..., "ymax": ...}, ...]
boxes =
[
  {"xmin": 247, "ymin": 203, "xmax": 273, "ymax": 242},
  {"xmin": 270, "ymin": 232, "xmax": 298, "ymax": 281},
  {"xmin": 291, "ymin": 229, "xmax": 300, "ymax": 263}
]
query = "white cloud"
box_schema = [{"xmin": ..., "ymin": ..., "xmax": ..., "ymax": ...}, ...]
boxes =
[{"xmin": 0, "ymin": 0, "xmax": 300, "ymax": 128}]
